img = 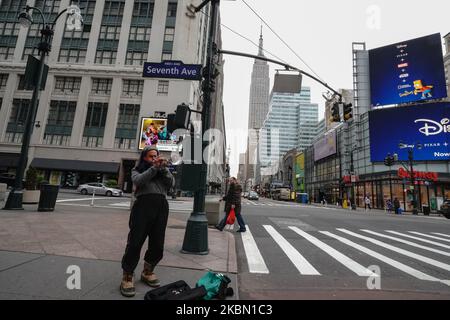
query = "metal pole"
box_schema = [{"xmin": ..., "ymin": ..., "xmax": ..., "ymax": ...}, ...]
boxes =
[
  {"xmin": 181, "ymin": 0, "xmax": 220, "ymax": 255},
  {"xmin": 4, "ymin": 37, "xmax": 47, "ymax": 210},
  {"xmin": 409, "ymin": 148, "xmax": 418, "ymax": 215}
]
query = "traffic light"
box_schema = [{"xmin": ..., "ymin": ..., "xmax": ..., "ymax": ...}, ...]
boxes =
[
  {"xmin": 174, "ymin": 103, "xmax": 191, "ymax": 129},
  {"xmin": 167, "ymin": 113, "xmax": 176, "ymax": 133},
  {"xmin": 343, "ymin": 103, "xmax": 353, "ymax": 121},
  {"xmin": 330, "ymin": 102, "xmax": 340, "ymax": 122},
  {"xmin": 384, "ymin": 153, "xmax": 396, "ymax": 167}
]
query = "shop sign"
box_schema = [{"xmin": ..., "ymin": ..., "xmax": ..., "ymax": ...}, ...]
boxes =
[{"xmin": 397, "ymin": 168, "xmax": 438, "ymax": 182}]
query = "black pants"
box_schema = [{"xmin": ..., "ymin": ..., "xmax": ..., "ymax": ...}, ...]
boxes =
[{"xmin": 121, "ymin": 194, "xmax": 169, "ymax": 274}]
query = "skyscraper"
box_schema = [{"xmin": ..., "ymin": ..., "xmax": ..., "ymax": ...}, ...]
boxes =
[{"xmin": 245, "ymin": 28, "xmax": 270, "ymax": 186}]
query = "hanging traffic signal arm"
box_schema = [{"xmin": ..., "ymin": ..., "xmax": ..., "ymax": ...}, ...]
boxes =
[{"xmin": 218, "ymin": 49, "xmax": 343, "ymax": 101}]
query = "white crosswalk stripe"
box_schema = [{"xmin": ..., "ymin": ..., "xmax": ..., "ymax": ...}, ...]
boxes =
[
  {"xmin": 408, "ymin": 231, "xmax": 450, "ymax": 243},
  {"xmin": 361, "ymin": 229, "xmax": 450, "ymax": 257},
  {"xmin": 321, "ymin": 231, "xmax": 450, "ymax": 286},
  {"xmin": 386, "ymin": 230, "xmax": 450, "ymax": 250},
  {"xmin": 337, "ymin": 229, "xmax": 450, "ymax": 272},
  {"xmin": 289, "ymin": 227, "xmax": 374, "ymax": 277},
  {"xmin": 263, "ymin": 225, "xmax": 320, "ymax": 275},
  {"xmin": 432, "ymin": 233, "xmax": 450, "ymax": 238},
  {"xmin": 241, "ymin": 225, "xmax": 269, "ymax": 274}
]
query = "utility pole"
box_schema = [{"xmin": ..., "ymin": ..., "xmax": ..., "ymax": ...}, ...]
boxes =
[{"xmin": 181, "ymin": 0, "xmax": 220, "ymax": 255}]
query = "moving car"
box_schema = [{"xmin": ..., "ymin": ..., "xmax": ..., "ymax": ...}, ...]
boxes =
[
  {"xmin": 439, "ymin": 199, "xmax": 450, "ymax": 219},
  {"xmin": 248, "ymin": 191, "xmax": 259, "ymax": 201},
  {"xmin": 77, "ymin": 183, "xmax": 123, "ymax": 197},
  {"xmin": 243, "ymin": 192, "xmax": 249, "ymax": 199}
]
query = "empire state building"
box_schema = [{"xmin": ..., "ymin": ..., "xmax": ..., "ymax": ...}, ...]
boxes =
[{"xmin": 245, "ymin": 29, "xmax": 270, "ymax": 186}]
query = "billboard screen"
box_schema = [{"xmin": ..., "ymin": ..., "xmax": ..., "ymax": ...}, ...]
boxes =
[
  {"xmin": 139, "ymin": 118, "xmax": 180, "ymax": 152},
  {"xmin": 314, "ymin": 130, "xmax": 337, "ymax": 162},
  {"xmin": 369, "ymin": 33, "xmax": 447, "ymax": 107},
  {"xmin": 369, "ymin": 102, "xmax": 450, "ymax": 162}
]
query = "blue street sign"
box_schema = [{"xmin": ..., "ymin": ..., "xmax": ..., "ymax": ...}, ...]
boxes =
[{"xmin": 143, "ymin": 60, "xmax": 203, "ymax": 81}]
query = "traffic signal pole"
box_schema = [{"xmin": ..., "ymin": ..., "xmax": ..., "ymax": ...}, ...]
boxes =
[{"xmin": 181, "ymin": 0, "xmax": 220, "ymax": 255}]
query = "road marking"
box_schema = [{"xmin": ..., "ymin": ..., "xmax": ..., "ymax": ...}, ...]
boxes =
[
  {"xmin": 110, "ymin": 202, "xmax": 130, "ymax": 207},
  {"xmin": 408, "ymin": 232, "xmax": 450, "ymax": 243},
  {"xmin": 321, "ymin": 231, "xmax": 450, "ymax": 286},
  {"xmin": 289, "ymin": 227, "xmax": 374, "ymax": 277},
  {"xmin": 240, "ymin": 225, "xmax": 269, "ymax": 274},
  {"xmin": 386, "ymin": 231, "xmax": 450, "ymax": 250},
  {"xmin": 247, "ymin": 200, "xmax": 258, "ymax": 206},
  {"xmin": 263, "ymin": 225, "xmax": 320, "ymax": 275},
  {"xmin": 432, "ymin": 233, "xmax": 450, "ymax": 238},
  {"xmin": 361, "ymin": 230, "xmax": 450, "ymax": 257},
  {"xmin": 338, "ymin": 229, "xmax": 450, "ymax": 272},
  {"xmin": 56, "ymin": 197, "xmax": 98, "ymax": 202}
]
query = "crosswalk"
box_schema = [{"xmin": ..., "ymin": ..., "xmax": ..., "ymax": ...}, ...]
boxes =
[
  {"xmin": 240, "ymin": 225, "xmax": 450, "ymax": 287},
  {"xmin": 242, "ymin": 200, "xmax": 332, "ymax": 209}
]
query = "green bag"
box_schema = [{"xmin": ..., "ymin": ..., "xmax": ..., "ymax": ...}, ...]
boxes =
[{"xmin": 196, "ymin": 271, "xmax": 225, "ymax": 300}]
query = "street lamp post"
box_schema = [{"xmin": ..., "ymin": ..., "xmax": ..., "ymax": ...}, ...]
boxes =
[
  {"xmin": 4, "ymin": 5, "xmax": 82, "ymax": 210},
  {"xmin": 399, "ymin": 142, "xmax": 422, "ymax": 215}
]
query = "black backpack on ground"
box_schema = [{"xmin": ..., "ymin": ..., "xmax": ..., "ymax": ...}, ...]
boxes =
[{"xmin": 144, "ymin": 280, "xmax": 207, "ymax": 300}]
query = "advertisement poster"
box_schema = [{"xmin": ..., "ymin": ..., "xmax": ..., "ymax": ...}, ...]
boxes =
[
  {"xmin": 369, "ymin": 102, "xmax": 450, "ymax": 162},
  {"xmin": 139, "ymin": 118, "xmax": 179, "ymax": 152},
  {"xmin": 294, "ymin": 153, "xmax": 305, "ymax": 192},
  {"xmin": 369, "ymin": 33, "xmax": 447, "ymax": 107},
  {"xmin": 314, "ymin": 130, "xmax": 337, "ymax": 162}
]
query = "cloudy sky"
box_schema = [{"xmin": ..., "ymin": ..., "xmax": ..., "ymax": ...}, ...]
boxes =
[{"xmin": 219, "ymin": 0, "xmax": 449, "ymax": 176}]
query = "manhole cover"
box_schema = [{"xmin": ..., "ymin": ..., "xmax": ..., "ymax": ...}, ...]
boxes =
[{"xmin": 268, "ymin": 217, "xmax": 317, "ymax": 231}]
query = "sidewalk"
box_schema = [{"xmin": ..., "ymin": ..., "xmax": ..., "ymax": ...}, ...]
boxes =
[
  {"xmin": 309, "ymin": 202, "xmax": 444, "ymax": 217},
  {"xmin": 0, "ymin": 201, "xmax": 238, "ymax": 300}
]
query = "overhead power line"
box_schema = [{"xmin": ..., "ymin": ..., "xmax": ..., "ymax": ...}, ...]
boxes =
[{"xmin": 240, "ymin": 0, "xmax": 325, "ymax": 82}]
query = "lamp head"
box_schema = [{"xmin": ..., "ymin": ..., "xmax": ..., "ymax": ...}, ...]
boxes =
[{"xmin": 18, "ymin": 8, "xmax": 33, "ymax": 28}]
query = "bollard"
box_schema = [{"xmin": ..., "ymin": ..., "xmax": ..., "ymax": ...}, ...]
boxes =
[{"xmin": 91, "ymin": 189, "xmax": 95, "ymax": 206}]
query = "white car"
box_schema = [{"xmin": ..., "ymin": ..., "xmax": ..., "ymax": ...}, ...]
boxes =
[{"xmin": 77, "ymin": 183, "xmax": 123, "ymax": 197}]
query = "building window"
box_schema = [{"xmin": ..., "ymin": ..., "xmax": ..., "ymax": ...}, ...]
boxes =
[
  {"xmin": 164, "ymin": 27, "xmax": 175, "ymax": 42},
  {"xmin": 126, "ymin": 1, "xmax": 154, "ymax": 66},
  {"xmin": 95, "ymin": 0, "xmax": 125, "ymax": 65},
  {"xmin": 122, "ymin": 79, "xmax": 144, "ymax": 96},
  {"xmin": 17, "ymin": 75, "xmax": 30, "ymax": 91},
  {"xmin": 43, "ymin": 100, "xmax": 76, "ymax": 146},
  {"xmin": 54, "ymin": 76, "xmax": 81, "ymax": 94},
  {"xmin": 5, "ymin": 99, "xmax": 30, "ymax": 143},
  {"xmin": 157, "ymin": 80, "xmax": 169, "ymax": 96},
  {"xmin": 0, "ymin": 0, "xmax": 27, "ymax": 60},
  {"xmin": 0, "ymin": 74, "xmax": 8, "ymax": 89},
  {"xmin": 22, "ymin": 0, "xmax": 61, "ymax": 59},
  {"xmin": 167, "ymin": 2, "xmax": 177, "ymax": 17},
  {"xmin": 115, "ymin": 104, "xmax": 140, "ymax": 149},
  {"xmin": 161, "ymin": 53, "xmax": 172, "ymax": 61},
  {"xmin": 83, "ymin": 102, "xmax": 108, "ymax": 147},
  {"xmin": 58, "ymin": 0, "xmax": 95, "ymax": 63},
  {"xmin": 91, "ymin": 78, "xmax": 112, "ymax": 95}
]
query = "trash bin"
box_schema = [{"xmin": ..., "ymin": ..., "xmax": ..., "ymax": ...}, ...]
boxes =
[
  {"xmin": 205, "ymin": 199, "xmax": 223, "ymax": 226},
  {"xmin": 38, "ymin": 184, "xmax": 59, "ymax": 212},
  {"xmin": 422, "ymin": 205, "xmax": 430, "ymax": 216}
]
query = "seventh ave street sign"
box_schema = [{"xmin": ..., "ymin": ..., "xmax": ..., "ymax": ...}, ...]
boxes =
[{"xmin": 142, "ymin": 61, "xmax": 203, "ymax": 81}]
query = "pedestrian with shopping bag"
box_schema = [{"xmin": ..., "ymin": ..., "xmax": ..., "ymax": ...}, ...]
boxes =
[
  {"xmin": 120, "ymin": 145, "xmax": 175, "ymax": 297},
  {"xmin": 216, "ymin": 177, "xmax": 246, "ymax": 232}
]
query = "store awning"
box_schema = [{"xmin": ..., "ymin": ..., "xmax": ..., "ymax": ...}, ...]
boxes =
[
  {"xmin": 0, "ymin": 153, "xmax": 20, "ymax": 169},
  {"xmin": 30, "ymin": 158, "xmax": 120, "ymax": 174}
]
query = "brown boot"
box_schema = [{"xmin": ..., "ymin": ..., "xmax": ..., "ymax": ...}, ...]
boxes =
[
  {"xmin": 141, "ymin": 262, "xmax": 160, "ymax": 287},
  {"xmin": 120, "ymin": 272, "xmax": 135, "ymax": 297}
]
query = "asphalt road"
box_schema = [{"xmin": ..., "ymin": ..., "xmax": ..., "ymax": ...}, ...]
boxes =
[
  {"xmin": 235, "ymin": 197, "xmax": 450, "ymax": 300},
  {"xmin": 54, "ymin": 192, "xmax": 450, "ymax": 299}
]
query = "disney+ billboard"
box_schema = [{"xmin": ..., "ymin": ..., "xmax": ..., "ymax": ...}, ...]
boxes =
[
  {"xmin": 369, "ymin": 103, "xmax": 450, "ymax": 162},
  {"xmin": 369, "ymin": 33, "xmax": 447, "ymax": 107}
]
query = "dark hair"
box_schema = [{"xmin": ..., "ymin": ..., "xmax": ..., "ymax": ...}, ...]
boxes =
[{"xmin": 135, "ymin": 146, "xmax": 159, "ymax": 173}]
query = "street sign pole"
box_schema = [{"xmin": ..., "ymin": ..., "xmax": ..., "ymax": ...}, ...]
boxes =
[{"xmin": 181, "ymin": 0, "xmax": 220, "ymax": 255}]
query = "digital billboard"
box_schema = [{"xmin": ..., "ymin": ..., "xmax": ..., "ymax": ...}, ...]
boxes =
[
  {"xmin": 139, "ymin": 118, "xmax": 180, "ymax": 152},
  {"xmin": 314, "ymin": 130, "xmax": 337, "ymax": 162},
  {"xmin": 369, "ymin": 102, "xmax": 450, "ymax": 162},
  {"xmin": 369, "ymin": 33, "xmax": 447, "ymax": 107}
]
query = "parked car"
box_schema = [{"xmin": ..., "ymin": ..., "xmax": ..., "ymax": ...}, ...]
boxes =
[
  {"xmin": 272, "ymin": 188, "xmax": 291, "ymax": 201},
  {"xmin": 439, "ymin": 199, "xmax": 450, "ymax": 219},
  {"xmin": 248, "ymin": 191, "xmax": 259, "ymax": 201},
  {"xmin": 77, "ymin": 183, "xmax": 123, "ymax": 197}
]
